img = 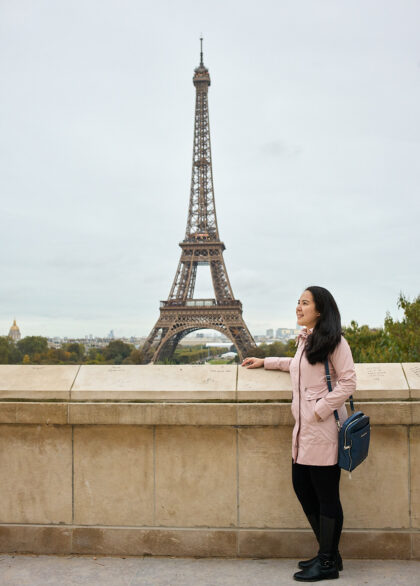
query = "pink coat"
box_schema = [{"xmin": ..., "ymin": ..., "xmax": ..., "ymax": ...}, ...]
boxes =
[{"xmin": 264, "ymin": 329, "xmax": 356, "ymax": 465}]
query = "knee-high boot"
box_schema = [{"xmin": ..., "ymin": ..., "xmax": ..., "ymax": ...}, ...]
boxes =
[
  {"xmin": 294, "ymin": 515, "xmax": 339, "ymax": 582},
  {"xmin": 298, "ymin": 512, "xmax": 343, "ymax": 571}
]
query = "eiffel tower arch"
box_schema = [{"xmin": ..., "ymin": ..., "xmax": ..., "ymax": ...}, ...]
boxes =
[{"xmin": 142, "ymin": 40, "xmax": 256, "ymax": 363}]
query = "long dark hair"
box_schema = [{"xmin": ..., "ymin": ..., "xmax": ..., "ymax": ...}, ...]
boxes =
[{"xmin": 304, "ymin": 286, "xmax": 342, "ymax": 364}]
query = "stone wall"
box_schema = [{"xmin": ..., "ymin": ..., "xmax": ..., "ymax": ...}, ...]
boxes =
[{"xmin": 0, "ymin": 363, "xmax": 419, "ymax": 558}]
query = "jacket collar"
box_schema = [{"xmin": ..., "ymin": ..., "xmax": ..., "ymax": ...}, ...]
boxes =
[{"xmin": 297, "ymin": 327, "xmax": 313, "ymax": 344}]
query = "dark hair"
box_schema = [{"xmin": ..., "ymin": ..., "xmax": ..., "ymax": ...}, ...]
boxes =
[{"xmin": 304, "ymin": 286, "xmax": 342, "ymax": 364}]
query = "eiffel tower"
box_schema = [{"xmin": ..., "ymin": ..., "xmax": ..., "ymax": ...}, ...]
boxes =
[{"xmin": 142, "ymin": 40, "xmax": 256, "ymax": 363}]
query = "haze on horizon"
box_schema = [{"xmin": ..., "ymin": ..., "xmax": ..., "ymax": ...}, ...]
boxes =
[{"xmin": 1, "ymin": 1, "xmax": 419, "ymax": 339}]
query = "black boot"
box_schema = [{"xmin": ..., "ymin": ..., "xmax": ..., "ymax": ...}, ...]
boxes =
[
  {"xmin": 294, "ymin": 555, "xmax": 339, "ymax": 582},
  {"xmin": 298, "ymin": 552, "xmax": 343, "ymax": 572},
  {"xmin": 294, "ymin": 516, "xmax": 339, "ymax": 582},
  {"xmin": 298, "ymin": 509, "xmax": 343, "ymax": 572}
]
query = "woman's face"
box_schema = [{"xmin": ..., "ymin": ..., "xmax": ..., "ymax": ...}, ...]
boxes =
[{"xmin": 296, "ymin": 290, "xmax": 320, "ymax": 330}]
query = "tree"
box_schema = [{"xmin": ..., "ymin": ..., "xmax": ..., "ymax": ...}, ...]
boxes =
[
  {"xmin": 243, "ymin": 339, "xmax": 294, "ymax": 359},
  {"xmin": 344, "ymin": 293, "xmax": 419, "ymax": 362},
  {"xmin": 85, "ymin": 347, "xmax": 106, "ymax": 364},
  {"xmin": 63, "ymin": 343, "xmax": 85, "ymax": 362},
  {"xmin": 0, "ymin": 336, "xmax": 22, "ymax": 364},
  {"xmin": 17, "ymin": 336, "xmax": 48, "ymax": 357},
  {"xmin": 383, "ymin": 293, "xmax": 420, "ymax": 361},
  {"xmin": 126, "ymin": 348, "xmax": 147, "ymax": 364},
  {"xmin": 343, "ymin": 322, "xmax": 387, "ymax": 362},
  {"xmin": 103, "ymin": 340, "xmax": 133, "ymax": 364}
]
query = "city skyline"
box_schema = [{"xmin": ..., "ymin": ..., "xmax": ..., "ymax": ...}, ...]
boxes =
[
  {"xmin": 2, "ymin": 319, "xmax": 299, "ymax": 341},
  {"xmin": 1, "ymin": 1, "xmax": 419, "ymax": 339}
]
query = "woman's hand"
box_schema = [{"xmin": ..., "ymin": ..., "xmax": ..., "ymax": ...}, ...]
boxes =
[{"xmin": 241, "ymin": 357, "xmax": 265, "ymax": 369}]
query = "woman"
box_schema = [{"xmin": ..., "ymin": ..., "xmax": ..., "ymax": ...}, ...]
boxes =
[{"xmin": 242, "ymin": 286, "xmax": 356, "ymax": 582}]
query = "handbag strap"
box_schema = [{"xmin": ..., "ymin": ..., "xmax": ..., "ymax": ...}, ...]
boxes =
[{"xmin": 324, "ymin": 359, "xmax": 355, "ymax": 418}]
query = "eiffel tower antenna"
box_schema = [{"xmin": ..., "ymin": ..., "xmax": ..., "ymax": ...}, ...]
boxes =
[{"xmin": 142, "ymin": 43, "xmax": 256, "ymax": 363}]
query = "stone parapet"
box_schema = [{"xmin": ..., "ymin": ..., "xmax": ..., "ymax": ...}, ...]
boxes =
[
  {"xmin": 0, "ymin": 362, "xmax": 418, "ymax": 402},
  {"xmin": 0, "ymin": 364, "xmax": 419, "ymax": 558}
]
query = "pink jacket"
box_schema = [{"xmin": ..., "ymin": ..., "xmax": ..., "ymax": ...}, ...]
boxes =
[{"xmin": 264, "ymin": 329, "xmax": 356, "ymax": 466}]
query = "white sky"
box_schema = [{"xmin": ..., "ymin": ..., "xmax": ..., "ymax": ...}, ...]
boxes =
[{"xmin": 1, "ymin": 0, "xmax": 419, "ymax": 338}]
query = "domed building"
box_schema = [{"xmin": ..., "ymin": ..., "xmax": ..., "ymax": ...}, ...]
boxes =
[{"xmin": 8, "ymin": 319, "xmax": 21, "ymax": 342}]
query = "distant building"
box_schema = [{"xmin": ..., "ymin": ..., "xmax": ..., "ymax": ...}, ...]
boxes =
[
  {"xmin": 48, "ymin": 337, "xmax": 62, "ymax": 349},
  {"xmin": 8, "ymin": 319, "xmax": 21, "ymax": 342},
  {"xmin": 47, "ymin": 335, "xmax": 146, "ymax": 350},
  {"xmin": 221, "ymin": 351, "xmax": 237, "ymax": 359},
  {"xmin": 276, "ymin": 327, "xmax": 301, "ymax": 341},
  {"xmin": 266, "ymin": 328, "xmax": 274, "ymax": 338}
]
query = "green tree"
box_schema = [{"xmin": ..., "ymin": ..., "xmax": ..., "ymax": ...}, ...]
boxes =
[
  {"xmin": 125, "ymin": 348, "xmax": 146, "ymax": 364},
  {"xmin": 383, "ymin": 293, "xmax": 420, "ymax": 361},
  {"xmin": 86, "ymin": 347, "xmax": 106, "ymax": 364},
  {"xmin": 63, "ymin": 342, "xmax": 85, "ymax": 362},
  {"xmin": 0, "ymin": 336, "xmax": 22, "ymax": 363},
  {"xmin": 243, "ymin": 339, "xmax": 293, "ymax": 359},
  {"xmin": 17, "ymin": 336, "xmax": 48, "ymax": 357},
  {"xmin": 103, "ymin": 340, "xmax": 133, "ymax": 364},
  {"xmin": 344, "ymin": 293, "xmax": 419, "ymax": 362},
  {"xmin": 343, "ymin": 322, "xmax": 387, "ymax": 362}
]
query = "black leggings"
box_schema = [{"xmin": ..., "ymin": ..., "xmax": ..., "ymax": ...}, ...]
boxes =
[{"xmin": 292, "ymin": 461, "xmax": 343, "ymax": 522}]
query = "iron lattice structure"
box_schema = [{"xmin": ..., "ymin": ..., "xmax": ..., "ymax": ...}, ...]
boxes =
[{"xmin": 142, "ymin": 43, "xmax": 256, "ymax": 363}]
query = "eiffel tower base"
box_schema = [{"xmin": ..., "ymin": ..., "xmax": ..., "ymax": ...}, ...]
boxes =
[{"xmin": 142, "ymin": 304, "xmax": 255, "ymax": 364}]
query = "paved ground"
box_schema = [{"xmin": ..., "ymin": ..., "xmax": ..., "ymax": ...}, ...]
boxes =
[
  {"xmin": 0, "ymin": 555, "xmax": 419, "ymax": 586},
  {"xmin": 0, "ymin": 555, "xmax": 420, "ymax": 586}
]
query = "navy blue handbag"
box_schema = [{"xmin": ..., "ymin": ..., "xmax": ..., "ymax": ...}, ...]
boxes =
[{"xmin": 324, "ymin": 360, "xmax": 370, "ymax": 473}]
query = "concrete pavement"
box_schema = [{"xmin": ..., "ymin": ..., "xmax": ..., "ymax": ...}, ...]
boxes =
[{"xmin": 0, "ymin": 555, "xmax": 419, "ymax": 586}]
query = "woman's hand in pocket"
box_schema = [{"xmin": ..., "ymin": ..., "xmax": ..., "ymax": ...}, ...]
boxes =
[{"xmin": 314, "ymin": 399, "xmax": 322, "ymax": 421}]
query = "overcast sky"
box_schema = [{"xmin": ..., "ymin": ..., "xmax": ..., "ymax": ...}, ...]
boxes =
[{"xmin": 1, "ymin": 0, "xmax": 419, "ymax": 339}]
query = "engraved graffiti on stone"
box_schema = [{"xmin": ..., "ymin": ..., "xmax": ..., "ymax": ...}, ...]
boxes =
[
  {"xmin": 365, "ymin": 367, "xmax": 387, "ymax": 382},
  {"xmin": 409, "ymin": 365, "xmax": 420, "ymax": 378}
]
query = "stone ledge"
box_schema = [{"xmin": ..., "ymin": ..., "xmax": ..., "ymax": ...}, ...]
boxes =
[
  {"xmin": 0, "ymin": 363, "xmax": 419, "ymax": 402},
  {"xmin": 0, "ymin": 401, "xmax": 419, "ymax": 426},
  {"xmin": 354, "ymin": 363, "xmax": 409, "ymax": 399},
  {"xmin": 71, "ymin": 364, "xmax": 237, "ymax": 402},
  {"xmin": 237, "ymin": 368, "xmax": 291, "ymax": 401},
  {"xmin": 0, "ymin": 525, "xmax": 418, "ymax": 558},
  {"xmin": 0, "ymin": 365, "xmax": 79, "ymax": 400},
  {"xmin": 403, "ymin": 363, "xmax": 420, "ymax": 398}
]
